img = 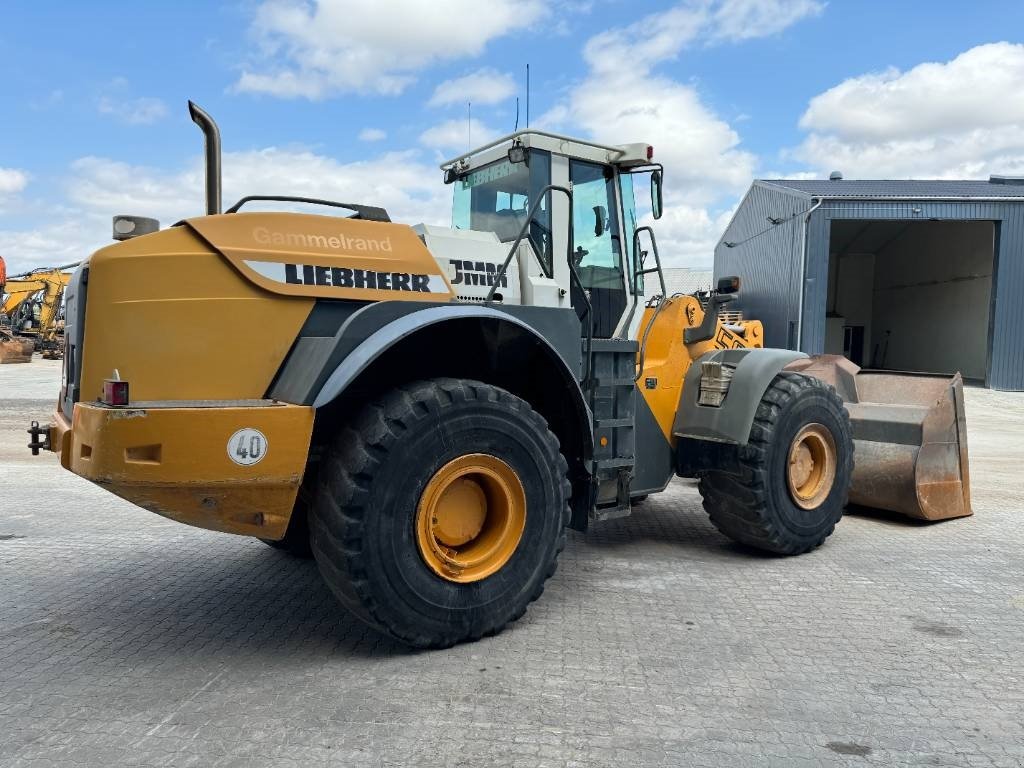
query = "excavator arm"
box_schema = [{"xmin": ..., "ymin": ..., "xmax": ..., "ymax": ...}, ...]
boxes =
[
  {"xmin": 37, "ymin": 276, "xmax": 68, "ymax": 341},
  {"xmin": 1, "ymin": 279, "xmax": 47, "ymax": 316},
  {"xmin": 1, "ymin": 271, "xmax": 70, "ymax": 328}
]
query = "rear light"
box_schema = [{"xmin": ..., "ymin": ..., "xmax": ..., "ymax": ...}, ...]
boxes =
[
  {"xmin": 646, "ymin": 145, "xmax": 654, "ymax": 160},
  {"xmin": 102, "ymin": 379, "xmax": 130, "ymax": 407}
]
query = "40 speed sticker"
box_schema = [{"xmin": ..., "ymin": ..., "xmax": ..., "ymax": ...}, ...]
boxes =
[{"xmin": 228, "ymin": 428, "xmax": 268, "ymax": 466}]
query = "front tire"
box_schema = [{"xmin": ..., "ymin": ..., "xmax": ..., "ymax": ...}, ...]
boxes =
[
  {"xmin": 310, "ymin": 378, "xmax": 570, "ymax": 648},
  {"xmin": 698, "ymin": 372, "xmax": 853, "ymax": 555}
]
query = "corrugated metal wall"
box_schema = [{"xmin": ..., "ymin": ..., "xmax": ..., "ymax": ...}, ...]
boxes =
[
  {"xmin": 714, "ymin": 190, "xmax": 1024, "ymax": 390},
  {"xmin": 988, "ymin": 205, "xmax": 1024, "ymax": 390},
  {"xmin": 713, "ymin": 182, "xmax": 813, "ymax": 350}
]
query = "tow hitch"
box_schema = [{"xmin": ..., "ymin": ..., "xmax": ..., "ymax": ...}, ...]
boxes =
[{"xmin": 27, "ymin": 421, "xmax": 51, "ymax": 455}]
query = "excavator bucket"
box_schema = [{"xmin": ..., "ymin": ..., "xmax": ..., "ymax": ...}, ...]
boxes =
[
  {"xmin": 786, "ymin": 355, "xmax": 971, "ymax": 521},
  {"xmin": 0, "ymin": 332, "xmax": 33, "ymax": 364}
]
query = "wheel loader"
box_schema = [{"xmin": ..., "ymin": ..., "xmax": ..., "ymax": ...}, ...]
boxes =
[{"xmin": 29, "ymin": 103, "xmax": 971, "ymax": 648}]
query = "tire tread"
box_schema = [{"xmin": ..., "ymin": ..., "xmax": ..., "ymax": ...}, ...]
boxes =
[
  {"xmin": 310, "ymin": 378, "xmax": 570, "ymax": 647},
  {"xmin": 698, "ymin": 372, "xmax": 853, "ymax": 555}
]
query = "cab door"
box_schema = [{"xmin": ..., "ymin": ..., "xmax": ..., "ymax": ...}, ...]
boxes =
[{"xmin": 569, "ymin": 160, "xmax": 629, "ymax": 338}]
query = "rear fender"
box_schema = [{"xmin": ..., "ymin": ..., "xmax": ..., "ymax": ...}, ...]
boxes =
[
  {"xmin": 309, "ymin": 304, "xmax": 595, "ymax": 529},
  {"xmin": 313, "ymin": 305, "xmax": 583, "ymax": 413}
]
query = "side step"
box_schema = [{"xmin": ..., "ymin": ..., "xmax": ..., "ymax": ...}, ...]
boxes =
[{"xmin": 585, "ymin": 338, "xmax": 639, "ymax": 524}]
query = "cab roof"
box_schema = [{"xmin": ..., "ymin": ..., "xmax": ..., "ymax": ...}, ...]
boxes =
[{"xmin": 440, "ymin": 130, "xmax": 653, "ymax": 173}]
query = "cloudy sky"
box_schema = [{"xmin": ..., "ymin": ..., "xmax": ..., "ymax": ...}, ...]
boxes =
[{"xmin": 3, "ymin": 0, "xmax": 1024, "ymax": 274}]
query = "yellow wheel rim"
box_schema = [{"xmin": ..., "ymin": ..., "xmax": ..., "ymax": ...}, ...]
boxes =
[
  {"xmin": 416, "ymin": 454, "xmax": 526, "ymax": 583},
  {"xmin": 786, "ymin": 423, "xmax": 837, "ymax": 510}
]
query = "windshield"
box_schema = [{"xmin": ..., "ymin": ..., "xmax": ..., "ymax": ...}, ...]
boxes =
[{"xmin": 452, "ymin": 150, "xmax": 553, "ymax": 276}]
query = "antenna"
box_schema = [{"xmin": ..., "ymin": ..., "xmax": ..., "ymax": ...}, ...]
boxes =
[
  {"xmin": 526, "ymin": 64, "xmax": 530, "ymax": 129},
  {"xmin": 514, "ymin": 96, "xmax": 519, "ymax": 132}
]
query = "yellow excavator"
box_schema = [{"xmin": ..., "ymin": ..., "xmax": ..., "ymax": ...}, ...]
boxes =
[
  {"xmin": 29, "ymin": 103, "xmax": 970, "ymax": 647},
  {"xmin": 0, "ymin": 263, "xmax": 74, "ymax": 362}
]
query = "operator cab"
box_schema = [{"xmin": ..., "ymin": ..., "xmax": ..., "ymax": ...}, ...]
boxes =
[{"xmin": 441, "ymin": 130, "xmax": 664, "ymax": 340}]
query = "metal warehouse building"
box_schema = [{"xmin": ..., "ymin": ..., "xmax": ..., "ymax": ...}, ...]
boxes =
[{"xmin": 714, "ymin": 176, "xmax": 1024, "ymax": 390}]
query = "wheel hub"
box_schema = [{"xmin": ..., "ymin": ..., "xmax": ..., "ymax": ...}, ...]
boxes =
[
  {"xmin": 416, "ymin": 454, "xmax": 526, "ymax": 583},
  {"xmin": 786, "ymin": 423, "xmax": 837, "ymax": 510}
]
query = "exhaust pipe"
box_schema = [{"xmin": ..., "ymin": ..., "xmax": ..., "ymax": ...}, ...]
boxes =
[{"xmin": 188, "ymin": 101, "xmax": 222, "ymax": 215}]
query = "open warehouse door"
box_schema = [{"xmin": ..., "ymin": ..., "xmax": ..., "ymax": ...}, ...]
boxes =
[{"xmin": 824, "ymin": 220, "xmax": 995, "ymax": 384}]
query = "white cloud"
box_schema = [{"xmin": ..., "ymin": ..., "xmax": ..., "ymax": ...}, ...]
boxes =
[
  {"xmin": 358, "ymin": 127, "xmax": 386, "ymax": 142},
  {"xmin": 0, "ymin": 168, "xmax": 29, "ymax": 196},
  {"xmin": 710, "ymin": 0, "xmax": 823, "ymax": 42},
  {"xmin": 68, "ymin": 149, "xmax": 452, "ymax": 229},
  {"xmin": 552, "ymin": 68, "xmax": 756, "ymax": 203},
  {"xmin": 236, "ymin": 0, "xmax": 546, "ymax": 99},
  {"xmin": 428, "ymin": 68, "xmax": 517, "ymax": 107},
  {"xmin": 793, "ymin": 42, "xmax": 1024, "ymax": 178},
  {"xmin": 541, "ymin": 0, "xmax": 821, "ymax": 266},
  {"xmin": 0, "ymin": 148, "xmax": 453, "ymax": 275},
  {"xmin": 97, "ymin": 95, "xmax": 168, "ymax": 125},
  {"xmin": 0, "ymin": 218, "xmax": 98, "ymax": 275},
  {"xmin": 582, "ymin": 0, "xmax": 821, "ymax": 72},
  {"xmin": 419, "ymin": 118, "xmax": 498, "ymax": 153},
  {"xmin": 645, "ymin": 205, "xmax": 737, "ymax": 269}
]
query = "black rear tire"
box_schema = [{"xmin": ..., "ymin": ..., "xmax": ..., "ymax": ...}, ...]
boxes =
[
  {"xmin": 310, "ymin": 378, "xmax": 570, "ymax": 648},
  {"xmin": 698, "ymin": 371, "xmax": 853, "ymax": 555}
]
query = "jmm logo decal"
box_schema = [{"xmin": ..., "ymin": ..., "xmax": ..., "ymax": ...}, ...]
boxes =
[
  {"xmin": 243, "ymin": 260, "xmax": 449, "ymax": 294},
  {"xmin": 450, "ymin": 260, "xmax": 508, "ymax": 287}
]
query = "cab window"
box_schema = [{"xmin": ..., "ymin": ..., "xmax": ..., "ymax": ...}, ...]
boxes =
[{"xmin": 452, "ymin": 151, "xmax": 553, "ymax": 276}]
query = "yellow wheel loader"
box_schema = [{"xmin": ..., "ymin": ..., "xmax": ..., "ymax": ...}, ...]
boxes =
[{"xmin": 30, "ymin": 103, "xmax": 971, "ymax": 648}]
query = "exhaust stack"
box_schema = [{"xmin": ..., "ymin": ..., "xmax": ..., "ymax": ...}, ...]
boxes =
[{"xmin": 188, "ymin": 101, "xmax": 222, "ymax": 215}]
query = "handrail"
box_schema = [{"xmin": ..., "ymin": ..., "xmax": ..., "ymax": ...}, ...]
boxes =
[
  {"xmin": 628, "ymin": 226, "xmax": 668, "ymax": 380},
  {"xmin": 224, "ymin": 195, "xmax": 391, "ymax": 221},
  {"xmin": 483, "ymin": 184, "xmax": 594, "ymax": 383},
  {"xmin": 620, "ymin": 225, "xmax": 666, "ymax": 336}
]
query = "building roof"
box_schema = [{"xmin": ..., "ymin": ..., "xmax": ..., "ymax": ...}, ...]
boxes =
[
  {"xmin": 759, "ymin": 178, "xmax": 1024, "ymax": 200},
  {"xmin": 661, "ymin": 268, "xmax": 713, "ymax": 296}
]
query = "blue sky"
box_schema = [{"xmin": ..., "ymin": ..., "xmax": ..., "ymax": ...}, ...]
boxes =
[{"xmin": 3, "ymin": 0, "xmax": 1024, "ymax": 272}]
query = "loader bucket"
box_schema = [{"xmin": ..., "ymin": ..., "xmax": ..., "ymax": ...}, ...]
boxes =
[
  {"xmin": 785, "ymin": 355, "xmax": 971, "ymax": 521},
  {"xmin": 0, "ymin": 335, "xmax": 33, "ymax": 364}
]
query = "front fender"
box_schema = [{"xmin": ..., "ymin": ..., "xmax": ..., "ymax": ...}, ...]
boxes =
[{"xmin": 673, "ymin": 348, "xmax": 808, "ymax": 445}]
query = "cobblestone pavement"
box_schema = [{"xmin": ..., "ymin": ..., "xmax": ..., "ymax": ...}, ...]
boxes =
[{"xmin": 2, "ymin": 364, "xmax": 1022, "ymax": 767}]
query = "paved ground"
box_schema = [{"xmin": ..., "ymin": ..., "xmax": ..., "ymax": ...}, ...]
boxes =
[{"xmin": 2, "ymin": 359, "xmax": 1023, "ymax": 767}]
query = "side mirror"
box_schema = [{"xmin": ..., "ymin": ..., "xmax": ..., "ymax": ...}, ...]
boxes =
[
  {"xmin": 717, "ymin": 275, "xmax": 740, "ymax": 294},
  {"xmin": 593, "ymin": 205, "xmax": 607, "ymax": 237},
  {"xmin": 650, "ymin": 170, "xmax": 663, "ymax": 219}
]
